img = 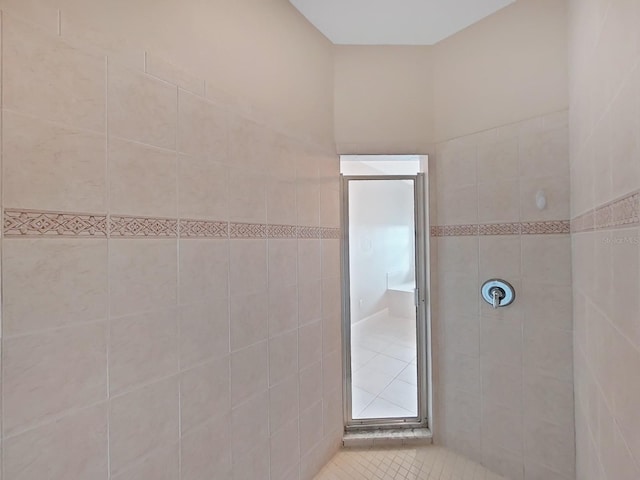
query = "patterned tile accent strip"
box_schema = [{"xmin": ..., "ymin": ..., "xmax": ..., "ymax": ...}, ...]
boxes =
[
  {"xmin": 478, "ymin": 222, "xmax": 522, "ymax": 236},
  {"xmin": 4, "ymin": 209, "xmax": 108, "ymax": 237},
  {"xmin": 3, "ymin": 209, "xmax": 341, "ymax": 239},
  {"xmin": 266, "ymin": 224, "xmax": 298, "ymax": 239},
  {"xmin": 572, "ymin": 190, "xmax": 639, "ymax": 233},
  {"xmin": 321, "ymin": 227, "xmax": 342, "ymax": 239},
  {"xmin": 229, "ymin": 222, "xmax": 268, "ymax": 239},
  {"xmin": 110, "ymin": 215, "xmax": 178, "ymax": 237},
  {"xmin": 431, "ymin": 220, "xmax": 570, "ymax": 237},
  {"xmin": 180, "ymin": 219, "xmax": 229, "ymax": 238}
]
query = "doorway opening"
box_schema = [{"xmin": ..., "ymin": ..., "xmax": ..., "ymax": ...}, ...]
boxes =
[{"xmin": 340, "ymin": 155, "xmax": 430, "ymax": 430}]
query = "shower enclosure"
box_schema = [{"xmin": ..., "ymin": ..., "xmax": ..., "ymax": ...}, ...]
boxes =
[{"xmin": 341, "ymin": 173, "xmax": 428, "ymax": 429}]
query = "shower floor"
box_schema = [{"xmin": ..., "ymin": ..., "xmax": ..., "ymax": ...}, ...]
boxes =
[
  {"xmin": 351, "ymin": 311, "xmax": 418, "ymax": 418},
  {"xmin": 314, "ymin": 445, "xmax": 506, "ymax": 480}
]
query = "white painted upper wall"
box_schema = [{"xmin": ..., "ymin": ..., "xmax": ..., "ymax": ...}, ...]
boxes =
[{"xmin": 289, "ymin": 0, "xmax": 515, "ymax": 45}]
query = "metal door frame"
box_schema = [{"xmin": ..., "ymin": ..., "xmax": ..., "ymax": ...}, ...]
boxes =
[{"xmin": 341, "ymin": 173, "xmax": 428, "ymax": 430}]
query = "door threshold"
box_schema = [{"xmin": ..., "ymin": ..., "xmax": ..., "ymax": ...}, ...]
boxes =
[{"xmin": 343, "ymin": 427, "xmax": 433, "ymax": 448}]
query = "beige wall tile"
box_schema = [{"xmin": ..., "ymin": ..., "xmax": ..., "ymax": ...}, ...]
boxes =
[
  {"xmin": 229, "ymin": 239, "xmax": 268, "ymax": 297},
  {"xmin": 178, "ymin": 155, "xmax": 229, "ymax": 221},
  {"xmin": 180, "ymin": 357, "xmax": 230, "ymax": 434},
  {"xmin": 479, "ymin": 235, "xmax": 521, "ymax": 280},
  {"xmin": 481, "ymin": 402, "xmax": 523, "ymax": 453},
  {"xmin": 480, "ymin": 315, "xmax": 523, "ymax": 367},
  {"xmin": 268, "ymin": 285, "xmax": 298, "ymax": 337},
  {"xmin": 181, "ymin": 415, "xmax": 231, "ymax": 480},
  {"xmin": 3, "ymin": 238, "xmax": 108, "ymax": 336},
  {"xmin": 108, "ymin": 64, "xmax": 177, "ymax": 149},
  {"xmin": 321, "ymin": 277, "xmax": 342, "ymax": 320},
  {"xmin": 523, "ymin": 325, "xmax": 573, "ymax": 382},
  {"xmin": 481, "ymin": 360, "xmax": 522, "ymax": 410},
  {"xmin": 321, "ymin": 239, "xmax": 341, "ymax": 279},
  {"xmin": 3, "ymin": 15, "xmax": 105, "ymax": 131},
  {"xmin": 478, "ymin": 179, "xmax": 520, "ymax": 223},
  {"xmin": 297, "ymin": 183, "xmax": 320, "ymax": 227},
  {"xmin": 436, "ymin": 184, "xmax": 478, "ymax": 225},
  {"xmin": 297, "ymin": 281, "xmax": 322, "ymax": 327},
  {"xmin": 109, "ymin": 376, "xmax": 179, "ymax": 475},
  {"xmin": 231, "ymin": 390, "xmax": 269, "ymax": 456},
  {"xmin": 3, "ymin": 403, "xmax": 108, "ymax": 480},
  {"xmin": 231, "ymin": 292, "xmax": 269, "ymax": 351},
  {"xmin": 521, "ymin": 281, "xmax": 573, "ymax": 331},
  {"xmin": 299, "ymin": 401, "xmax": 323, "ymax": 457},
  {"xmin": 322, "ymin": 386, "xmax": 343, "ymax": 436},
  {"xmin": 520, "ymin": 175, "xmax": 570, "ymax": 221},
  {"xmin": 3, "ymin": 111, "xmax": 106, "ymax": 212},
  {"xmin": 228, "ymin": 169, "xmax": 267, "ymax": 224},
  {"xmin": 177, "ymin": 90, "xmax": 227, "ymax": 159},
  {"xmin": 610, "ymin": 228, "xmax": 640, "ymax": 347},
  {"xmin": 524, "ymin": 418, "xmax": 575, "ymax": 478},
  {"xmin": 3, "ymin": 322, "xmax": 108, "ymax": 435},
  {"xmin": 438, "ymin": 236, "xmax": 479, "ymax": 276},
  {"xmin": 322, "ymin": 314, "xmax": 342, "ymax": 356},
  {"xmin": 178, "ymin": 239, "xmax": 229, "ymax": 305},
  {"xmin": 112, "ymin": 444, "xmax": 179, "ymax": 480},
  {"xmin": 299, "ymin": 362, "xmax": 322, "ymax": 409},
  {"xmin": 109, "ymin": 308, "xmax": 179, "ymax": 395},
  {"xmin": 267, "ymin": 179, "xmax": 298, "ymax": 225},
  {"xmin": 109, "ymin": 239, "xmax": 177, "ymax": 318},
  {"xmin": 269, "ymin": 374, "xmax": 299, "ymax": 434},
  {"xmin": 269, "ymin": 331, "xmax": 299, "ymax": 387},
  {"xmin": 523, "ymin": 371, "xmax": 574, "ymax": 428},
  {"xmin": 179, "ymin": 300, "xmax": 229, "ymax": 369},
  {"xmin": 519, "ymin": 127, "xmax": 570, "ymax": 179},
  {"xmin": 146, "ymin": 54, "xmax": 205, "ymax": 96},
  {"xmin": 109, "ymin": 138, "xmax": 177, "ymax": 217},
  {"xmin": 231, "ymin": 441, "xmax": 270, "ymax": 480},
  {"xmin": 230, "ymin": 341, "xmax": 268, "ymax": 406},
  {"xmin": 269, "ymin": 239, "xmax": 298, "ymax": 287},
  {"xmin": 228, "ymin": 116, "xmax": 277, "ymax": 173},
  {"xmin": 522, "ymin": 235, "xmax": 572, "ymax": 286},
  {"xmin": 435, "ymin": 146, "xmax": 477, "ymax": 189},
  {"xmin": 270, "ymin": 418, "xmax": 300, "ymax": 480},
  {"xmin": 298, "ymin": 239, "xmax": 322, "ymax": 282},
  {"xmin": 477, "ymin": 138, "xmax": 519, "ymax": 183},
  {"xmin": 322, "ymin": 352, "xmax": 342, "ymax": 395},
  {"xmin": 320, "ymin": 181, "xmax": 341, "ymax": 228},
  {"xmin": 298, "ymin": 320, "xmax": 322, "ymax": 370}
]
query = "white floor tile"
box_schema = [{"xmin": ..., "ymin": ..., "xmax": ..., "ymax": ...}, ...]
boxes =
[
  {"xmin": 358, "ymin": 397, "xmax": 414, "ymax": 419},
  {"xmin": 378, "ymin": 378, "xmax": 418, "ymax": 415}
]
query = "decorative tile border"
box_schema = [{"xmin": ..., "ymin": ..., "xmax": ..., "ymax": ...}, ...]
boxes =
[
  {"xmin": 571, "ymin": 190, "xmax": 639, "ymax": 233},
  {"xmin": 4, "ymin": 209, "xmax": 108, "ymax": 237},
  {"xmin": 431, "ymin": 220, "xmax": 570, "ymax": 237},
  {"xmin": 180, "ymin": 219, "xmax": 228, "ymax": 238},
  {"xmin": 266, "ymin": 224, "xmax": 298, "ymax": 239},
  {"xmin": 3, "ymin": 209, "xmax": 340, "ymax": 240},
  {"xmin": 110, "ymin": 215, "xmax": 178, "ymax": 237},
  {"xmin": 229, "ymin": 222, "xmax": 268, "ymax": 239}
]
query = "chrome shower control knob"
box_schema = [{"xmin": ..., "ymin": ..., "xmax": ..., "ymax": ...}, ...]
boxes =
[{"xmin": 481, "ymin": 279, "xmax": 515, "ymax": 308}]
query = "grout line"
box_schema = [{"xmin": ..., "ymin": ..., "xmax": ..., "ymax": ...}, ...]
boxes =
[{"xmin": 104, "ymin": 53, "xmax": 112, "ymax": 480}]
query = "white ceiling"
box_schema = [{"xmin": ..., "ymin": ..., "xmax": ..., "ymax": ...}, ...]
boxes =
[{"xmin": 289, "ymin": 0, "xmax": 517, "ymax": 45}]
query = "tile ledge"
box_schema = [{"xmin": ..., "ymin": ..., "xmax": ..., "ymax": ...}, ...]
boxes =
[{"xmin": 343, "ymin": 428, "xmax": 433, "ymax": 448}]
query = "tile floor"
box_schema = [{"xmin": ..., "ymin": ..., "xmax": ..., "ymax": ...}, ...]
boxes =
[
  {"xmin": 314, "ymin": 446, "xmax": 506, "ymax": 480},
  {"xmin": 351, "ymin": 311, "xmax": 418, "ymax": 419}
]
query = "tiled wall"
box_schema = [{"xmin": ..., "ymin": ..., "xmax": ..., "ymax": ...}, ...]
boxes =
[
  {"xmin": 430, "ymin": 111, "xmax": 575, "ymax": 480},
  {"xmin": 0, "ymin": 9, "xmax": 342, "ymax": 480},
  {"xmin": 569, "ymin": 0, "xmax": 640, "ymax": 478}
]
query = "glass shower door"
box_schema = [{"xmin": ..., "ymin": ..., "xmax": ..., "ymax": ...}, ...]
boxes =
[{"xmin": 342, "ymin": 175, "xmax": 427, "ymax": 427}]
